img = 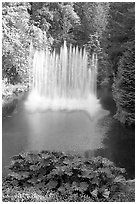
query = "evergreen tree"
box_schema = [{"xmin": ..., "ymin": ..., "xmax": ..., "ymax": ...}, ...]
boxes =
[
  {"xmin": 107, "ymin": 2, "xmax": 135, "ymax": 125},
  {"xmin": 112, "ymin": 41, "xmax": 135, "ymax": 125}
]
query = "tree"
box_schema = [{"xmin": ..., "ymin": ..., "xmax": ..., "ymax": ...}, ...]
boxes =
[
  {"xmin": 30, "ymin": 2, "xmax": 80, "ymax": 48},
  {"xmin": 2, "ymin": 2, "xmax": 31, "ymax": 84},
  {"xmin": 107, "ymin": 2, "xmax": 135, "ymax": 125},
  {"xmin": 112, "ymin": 41, "xmax": 135, "ymax": 125},
  {"xmin": 106, "ymin": 2, "xmax": 135, "ymax": 74}
]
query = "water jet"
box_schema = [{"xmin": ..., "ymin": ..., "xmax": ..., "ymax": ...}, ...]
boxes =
[{"xmin": 25, "ymin": 41, "xmax": 101, "ymax": 116}]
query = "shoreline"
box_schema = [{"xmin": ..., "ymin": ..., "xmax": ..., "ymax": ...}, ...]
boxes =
[{"xmin": 2, "ymin": 83, "xmax": 29, "ymax": 118}]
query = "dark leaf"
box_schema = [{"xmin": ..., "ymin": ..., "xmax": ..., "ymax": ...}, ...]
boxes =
[
  {"xmin": 80, "ymin": 182, "xmax": 89, "ymax": 191},
  {"xmin": 91, "ymin": 177, "xmax": 99, "ymax": 186},
  {"xmin": 46, "ymin": 180, "xmax": 58, "ymax": 189},
  {"xmin": 12, "ymin": 180, "xmax": 19, "ymax": 186},
  {"xmin": 35, "ymin": 182, "xmax": 45, "ymax": 189}
]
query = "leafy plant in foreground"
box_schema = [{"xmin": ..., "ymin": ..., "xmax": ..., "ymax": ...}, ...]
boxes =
[{"xmin": 6, "ymin": 151, "xmax": 126, "ymax": 201}]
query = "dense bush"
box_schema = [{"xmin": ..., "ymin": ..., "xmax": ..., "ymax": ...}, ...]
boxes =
[
  {"xmin": 2, "ymin": 2, "xmax": 31, "ymax": 84},
  {"xmin": 106, "ymin": 2, "xmax": 135, "ymax": 125},
  {"xmin": 3, "ymin": 151, "xmax": 127, "ymax": 202},
  {"xmin": 112, "ymin": 41, "xmax": 135, "ymax": 125}
]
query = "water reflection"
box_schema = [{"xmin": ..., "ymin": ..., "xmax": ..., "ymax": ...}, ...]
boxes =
[
  {"xmin": 2, "ymin": 89, "xmax": 135, "ymax": 179},
  {"xmin": 25, "ymin": 110, "xmax": 107, "ymax": 152},
  {"xmin": 103, "ymin": 119, "xmax": 135, "ymax": 179}
]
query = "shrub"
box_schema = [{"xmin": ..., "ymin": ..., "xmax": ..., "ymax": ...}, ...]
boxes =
[{"xmin": 4, "ymin": 151, "xmax": 127, "ymax": 202}]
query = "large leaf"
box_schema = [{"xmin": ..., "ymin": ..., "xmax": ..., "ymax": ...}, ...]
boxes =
[
  {"xmin": 102, "ymin": 189, "xmax": 110, "ymax": 199},
  {"xmin": 114, "ymin": 175, "xmax": 126, "ymax": 183},
  {"xmin": 61, "ymin": 166, "xmax": 73, "ymax": 176},
  {"xmin": 40, "ymin": 158, "xmax": 51, "ymax": 167},
  {"xmin": 37, "ymin": 173, "xmax": 47, "ymax": 182},
  {"xmin": 27, "ymin": 153, "xmax": 41, "ymax": 164},
  {"xmin": 79, "ymin": 182, "xmax": 89, "ymax": 191},
  {"xmin": 99, "ymin": 167, "xmax": 112, "ymax": 176},
  {"xmin": 58, "ymin": 186, "xmax": 66, "ymax": 194},
  {"xmin": 91, "ymin": 188, "xmax": 98, "ymax": 198},
  {"xmin": 81, "ymin": 169, "xmax": 95, "ymax": 179},
  {"xmin": 19, "ymin": 152, "xmax": 29, "ymax": 159},
  {"xmin": 40, "ymin": 153, "xmax": 51, "ymax": 160},
  {"xmin": 51, "ymin": 167, "xmax": 63, "ymax": 176},
  {"xmin": 91, "ymin": 177, "xmax": 99, "ymax": 186},
  {"xmin": 64, "ymin": 183, "xmax": 71, "ymax": 190},
  {"xmin": 46, "ymin": 172, "xmax": 54, "ymax": 180},
  {"xmin": 29, "ymin": 164, "xmax": 40, "ymax": 171},
  {"xmin": 63, "ymin": 159, "xmax": 71, "ymax": 165},
  {"xmin": 9, "ymin": 159, "xmax": 23, "ymax": 170},
  {"xmin": 46, "ymin": 180, "xmax": 58, "ymax": 189},
  {"xmin": 27, "ymin": 177, "xmax": 39, "ymax": 184},
  {"xmin": 71, "ymin": 181, "xmax": 81, "ymax": 192},
  {"xmin": 35, "ymin": 182, "xmax": 46, "ymax": 190}
]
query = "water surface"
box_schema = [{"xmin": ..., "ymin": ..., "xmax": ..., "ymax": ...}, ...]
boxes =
[{"xmin": 2, "ymin": 88, "xmax": 135, "ymax": 179}]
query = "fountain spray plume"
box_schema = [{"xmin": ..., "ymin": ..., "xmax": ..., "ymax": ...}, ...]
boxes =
[{"xmin": 25, "ymin": 41, "xmax": 101, "ymax": 116}]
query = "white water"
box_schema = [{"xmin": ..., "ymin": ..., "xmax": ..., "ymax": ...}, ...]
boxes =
[{"xmin": 26, "ymin": 41, "xmax": 101, "ymax": 115}]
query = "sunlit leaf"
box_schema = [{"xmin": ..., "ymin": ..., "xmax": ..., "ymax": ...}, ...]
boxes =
[
  {"xmin": 27, "ymin": 177, "xmax": 39, "ymax": 184},
  {"xmin": 114, "ymin": 175, "xmax": 126, "ymax": 183},
  {"xmin": 91, "ymin": 188, "xmax": 98, "ymax": 197},
  {"xmin": 58, "ymin": 186, "xmax": 66, "ymax": 193},
  {"xmin": 29, "ymin": 164, "xmax": 40, "ymax": 171},
  {"xmin": 102, "ymin": 189, "xmax": 110, "ymax": 199},
  {"xmin": 63, "ymin": 159, "xmax": 70, "ymax": 165}
]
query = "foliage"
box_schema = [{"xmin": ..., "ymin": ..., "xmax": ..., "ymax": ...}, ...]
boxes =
[
  {"xmin": 112, "ymin": 41, "xmax": 135, "ymax": 125},
  {"xmin": 2, "ymin": 183, "xmax": 47, "ymax": 202},
  {"xmin": 2, "ymin": 180, "xmax": 135, "ymax": 202},
  {"xmin": 2, "ymin": 2, "xmax": 50, "ymax": 85},
  {"xmin": 82, "ymin": 3, "xmax": 110, "ymax": 86},
  {"xmin": 6, "ymin": 151, "xmax": 127, "ymax": 201},
  {"xmin": 2, "ymin": 2, "xmax": 110, "ymax": 86},
  {"xmin": 2, "ymin": 79, "xmax": 28, "ymax": 100},
  {"xmin": 2, "ymin": 2, "xmax": 31, "ymax": 84},
  {"xmin": 106, "ymin": 2, "xmax": 135, "ymax": 125},
  {"xmin": 30, "ymin": 2, "xmax": 80, "ymax": 48},
  {"xmin": 106, "ymin": 2, "xmax": 135, "ymax": 74}
]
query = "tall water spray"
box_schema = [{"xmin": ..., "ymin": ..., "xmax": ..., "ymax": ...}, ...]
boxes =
[{"xmin": 26, "ymin": 41, "xmax": 100, "ymax": 115}]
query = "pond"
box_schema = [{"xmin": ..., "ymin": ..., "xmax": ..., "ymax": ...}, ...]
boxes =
[{"xmin": 2, "ymin": 87, "xmax": 135, "ymax": 179}]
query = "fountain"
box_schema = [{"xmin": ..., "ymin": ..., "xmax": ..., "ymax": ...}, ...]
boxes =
[
  {"xmin": 3, "ymin": 41, "xmax": 116, "ymax": 177},
  {"xmin": 25, "ymin": 41, "xmax": 101, "ymax": 116}
]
